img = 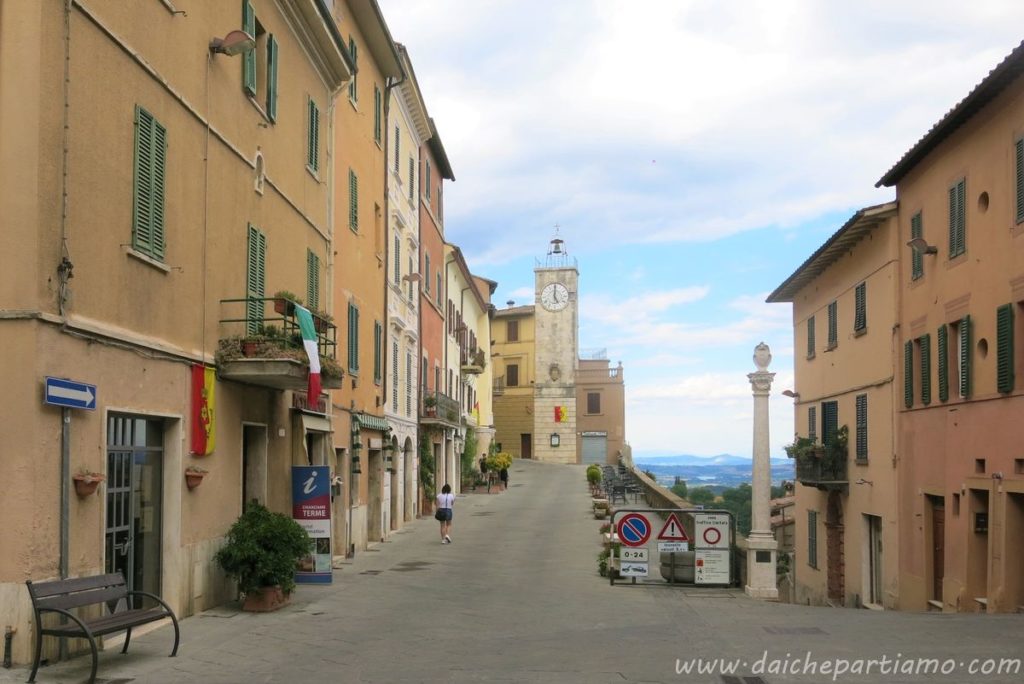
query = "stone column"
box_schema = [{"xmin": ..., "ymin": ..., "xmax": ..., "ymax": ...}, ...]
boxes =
[{"xmin": 745, "ymin": 342, "xmax": 779, "ymax": 600}]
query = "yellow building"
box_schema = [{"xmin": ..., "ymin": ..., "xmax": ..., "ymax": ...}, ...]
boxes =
[
  {"xmin": 472, "ymin": 275, "xmax": 499, "ymax": 458},
  {"xmin": 0, "ymin": 0, "xmax": 350, "ymax": 665},
  {"xmin": 492, "ymin": 305, "xmax": 538, "ymax": 458},
  {"xmin": 768, "ymin": 203, "xmax": 901, "ymax": 609},
  {"xmin": 326, "ymin": 0, "xmax": 403, "ymax": 552}
]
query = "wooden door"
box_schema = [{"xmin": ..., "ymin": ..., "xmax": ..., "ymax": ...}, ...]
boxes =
[
  {"xmin": 520, "ymin": 433, "xmax": 532, "ymax": 459},
  {"xmin": 932, "ymin": 504, "xmax": 945, "ymax": 600}
]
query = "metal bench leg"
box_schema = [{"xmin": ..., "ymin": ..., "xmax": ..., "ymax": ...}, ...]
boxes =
[
  {"xmin": 86, "ymin": 633, "xmax": 99, "ymax": 684},
  {"xmin": 121, "ymin": 627, "xmax": 132, "ymax": 654},
  {"xmin": 168, "ymin": 610, "xmax": 180, "ymax": 657},
  {"xmin": 27, "ymin": 626, "xmax": 43, "ymax": 683}
]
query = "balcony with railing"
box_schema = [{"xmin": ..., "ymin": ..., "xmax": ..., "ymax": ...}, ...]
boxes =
[
  {"xmin": 217, "ymin": 296, "xmax": 341, "ymax": 392},
  {"xmin": 492, "ymin": 375, "xmax": 505, "ymax": 396},
  {"xmin": 420, "ymin": 390, "xmax": 461, "ymax": 427},
  {"xmin": 794, "ymin": 446, "xmax": 848, "ymax": 492},
  {"xmin": 460, "ymin": 348, "xmax": 486, "ymax": 375}
]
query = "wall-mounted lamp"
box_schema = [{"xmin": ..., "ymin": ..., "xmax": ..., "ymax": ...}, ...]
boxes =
[
  {"xmin": 855, "ymin": 478, "xmax": 873, "ymax": 486},
  {"xmin": 209, "ymin": 30, "xmax": 255, "ymax": 56},
  {"xmin": 782, "ymin": 390, "xmax": 800, "ymax": 399},
  {"xmin": 907, "ymin": 237, "xmax": 938, "ymax": 255},
  {"xmin": 402, "ymin": 273, "xmax": 422, "ymax": 283},
  {"xmin": 550, "ymin": 433, "xmax": 560, "ymax": 447}
]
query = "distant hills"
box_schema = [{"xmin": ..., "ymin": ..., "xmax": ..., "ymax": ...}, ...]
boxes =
[{"xmin": 634, "ymin": 453, "xmax": 794, "ymax": 490}]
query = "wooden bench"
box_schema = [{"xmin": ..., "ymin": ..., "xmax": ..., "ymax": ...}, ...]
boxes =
[{"xmin": 26, "ymin": 572, "xmax": 180, "ymax": 684}]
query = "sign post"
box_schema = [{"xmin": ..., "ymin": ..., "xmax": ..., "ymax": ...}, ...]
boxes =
[{"xmin": 292, "ymin": 466, "xmax": 333, "ymax": 584}]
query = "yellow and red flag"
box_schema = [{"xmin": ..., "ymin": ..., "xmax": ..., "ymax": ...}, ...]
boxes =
[
  {"xmin": 554, "ymin": 405, "xmax": 567, "ymax": 422},
  {"xmin": 190, "ymin": 364, "xmax": 216, "ymax": 455}
]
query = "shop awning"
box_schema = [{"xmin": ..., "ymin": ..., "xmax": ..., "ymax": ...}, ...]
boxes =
[{"xmin": 353, "ymin": 413, "xmax": 389, "ymax": 432}]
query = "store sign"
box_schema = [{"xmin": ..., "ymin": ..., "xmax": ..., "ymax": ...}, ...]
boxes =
[{"xmin": 292, "ymin": 466, "xmax": 332, "ymax": 584}]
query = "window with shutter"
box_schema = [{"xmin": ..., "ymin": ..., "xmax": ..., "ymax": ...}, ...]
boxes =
[
  {"xmin": 938, "ymin": 324, "xmax": 949, "ymax": 402},
  {"xmin": 425, "ymin": 161, "xmax": 431, "ymax": 202},
  {"xmin": 245, "ymin": 224, "xmax": 266, "ymax": 335},
  {"xmin": 507, "ymin": 320, "xmax": 519, "ymax": 342},
  {"xmin": 919, "ymin": 334, "xmax": 931, "ymax": 405},
  {"xmin": 392, "ymin": 340, "xmax": 399, "ymax": 412},
  {"xmin": 959, "ymin": 315, "xmax": 971, "ymax": 398},
  {"xmin": 394, "ymin": 126, "xmax": 400, "ymax": 174},
  {"xmin": 306, "ymin": 249, "xmax": 320, "ymax": 312},
  {"xmin": 507, "ymin": 364, "xmax": 519, "ymax": 387},
  {"xmin": 904, "ymin": 340, "xmax": 913, "ymax": 408},
  {"xmin": 242, "ymin": 1, "xmax": 256, "ymax": 97},
  {"xmin": 408, "ymin": 158, "xmax": 415, "ymax": 201},
  {"xmin": 348, "ymin": 169, "xmax": 358, "ymax": 231},
  {"xmin": 587, "ymin": 393, "xmax": 600, "ymax": 414},
  {"xmin": 132, "ymin": 106, "xmax": 167, "ymax": 261},
  {"xmin": 373, "ymin": 321, "xmax": 382, "ymax": 384},
  {"xmin": 854, "ymin": 282, "xmax": 866, "ymax": 333},
  {"xmin": 347, "ymin": 39, "xmax": 357, "ymax": 101},
  {"xmin": 266, "ymin": 35, "xmax": 278, "ymax": 121},
  {"xmin": 997, "ymin": 303, "xmax": 1014, "ymax": 393},
  {"xmin": 808, "ymin": 406, "xmax": 817, "ymax": 443},
  {"xmin": 424, "ymin": 254, "xmax": 431, "ymax": 293},
  {"xmin": 949, "ymin": 179, "xmax": 966, "ymax": 258},
  {"xmin": 807, "ymin": 315, "xmax": 815, "ymax": 359},
  {"xmin": 306, "ymin": 97, "xmax": 319, "ymax": 173},
  {"xmin": 855, "ymin": 394, "xmax": 867, "ymax": 461},
  {"xmin": 373, "ymin": 86, "xmax": 381, "ymax": 143},
  {"xmin": 347, "ymin": 303, "xmax": 360, "ymax": 373},
  {"xmin": 821, "ymin": 401, "xmax": 838, "ymax": 445},
  {"xmin": 436, "ymin": 273, "xmax": 442, "ymax": 305},
  {"xmin": 406, "ymin": 351, "xmax": 413, "ymax": 416},
  {"xmin": 807, "ymin": 510, "xmax": 818, "ymax": 569},
  {"xmin": 393, "ymin": 235, "xmax": 400, "ymax": 285},
  {"xmin": 1017, "ymin": 139, "xmax": 1024, "ymax": 224},
  {"xmin": 827, "ymin": 301, "xmax": 837, "ymax": 348},
  {"xmin": 911, "ymin": 212, "xmax": 923, "ymax": 280}
]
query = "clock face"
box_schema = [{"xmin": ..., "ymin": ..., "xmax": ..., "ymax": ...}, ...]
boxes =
[{"xmin": 540, "ymin": 282, "xmax": 569, "ymax": 311}]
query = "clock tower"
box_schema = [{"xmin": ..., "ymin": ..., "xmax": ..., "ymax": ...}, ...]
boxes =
[{"xmin": 533, "ymin": 236, "xmax": 579, "ymax": 464}]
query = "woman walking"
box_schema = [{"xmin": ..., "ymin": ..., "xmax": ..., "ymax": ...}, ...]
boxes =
[{"xmin": 435, "ymin": 483, "xmax": 455, "ymax": 544}]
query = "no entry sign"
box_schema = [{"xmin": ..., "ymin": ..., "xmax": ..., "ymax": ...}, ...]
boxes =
[{"xmin": 617, "ymin": 513, "xmax": 652, "ymax": 547}]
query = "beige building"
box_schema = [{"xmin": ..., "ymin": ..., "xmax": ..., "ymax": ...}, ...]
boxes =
[
  {"xmin": 878, "ymin": 42, "xmax": 1024, "ymax": 613},
  {"xmin": 768, "ymin": 203, "xmax": 901, "ymax": 609},
  {"xmin": 492, "ymin": 305, "xmax": 538, "ymax": 458},
  {"xmin": 471, "ymin": 275, "xmax": 499, "ymax": 458},
  {"xmin": 0, "ymin": 0, "xmax": 350, "ymax": 665},
  {"xmin": 576, "ymin": 356, "xmax": 626, "ymax": 464}
]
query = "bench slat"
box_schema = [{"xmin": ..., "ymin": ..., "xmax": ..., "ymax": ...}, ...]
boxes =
[
  {"xmin": 28, "ymin": 574, "xmax": 125, "ymax": 599},
  {"xmin": 41, "ymin": 608, "xmax": 169, "ymax": 638},
  {"xmin": 35, "ymin": 586, "xmax": 127, "ymax": 612}
]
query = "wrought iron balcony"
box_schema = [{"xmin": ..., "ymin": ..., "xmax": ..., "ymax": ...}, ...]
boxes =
[
  {"xmin": 795, "ymin": 447, "xmax": 848, "ymax": 492},
  {"xmin": 217, "ymin": 297, "xmax": 340, "ymax": 392},
  {"xmin": 420, "ymin": 390, "xmax": 461, "ymax": 426},
  {"xmin": 460, "ymin": 348, "xmax": 486, "ymax": 375},
  {"xmin": 492, "ymin": 375, "xmax": 505, "ymax": 396}
]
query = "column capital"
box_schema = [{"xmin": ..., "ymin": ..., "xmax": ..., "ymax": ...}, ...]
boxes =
[{"xmin": 747, "ymin": 370, "xmax": 775, "ymax": 394}]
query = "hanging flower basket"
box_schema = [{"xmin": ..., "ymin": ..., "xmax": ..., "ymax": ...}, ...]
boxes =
[
  {"xmin": 73, "ymin": 472, "xmax": 105, "ymax": 498},
  {"xmin": 185, "ymin": 466, "xmax": 208, "ymax": 491}
]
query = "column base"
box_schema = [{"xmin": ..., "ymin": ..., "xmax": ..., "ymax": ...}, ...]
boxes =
[{"xmin": 744, "ymin": 532, "xmax": 779, "ymax": 600}]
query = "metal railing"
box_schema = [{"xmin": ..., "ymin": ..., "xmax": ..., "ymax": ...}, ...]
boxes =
[
  {"xmin": 420, "ymin": 390, "xmax": 460, "ymax": 423},
  {"xmin": 795, "ymin": 449, "xmax": 848, "ymax": 488},
  {"xmin": 219, "ymin": 297, "xmax": 337, "ymax": 359}
]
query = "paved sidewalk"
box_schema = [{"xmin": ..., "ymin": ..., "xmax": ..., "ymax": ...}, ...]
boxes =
[{"xmin": 3, "ymin": 460, "xmax": 1022, "ymax": 683}]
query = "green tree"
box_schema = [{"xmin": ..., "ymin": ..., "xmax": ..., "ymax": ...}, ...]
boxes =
[
  {"xmin": 461, "ymin": 428, "xmax": 478, "ymax": 483},
  {"xmin": 670, "ymin": 481, "xmax": 688, "ymax": 499},
  {"xmin": 720, "ymin": 483, "xmax": 753, "ymax": 537},
  {"xmin": 687, "ymin": 487, "xmax": 716, "ymax": 506},
  {"xmin": 771, "ymin": 484, "xmax": 788, "ymax": 499}
]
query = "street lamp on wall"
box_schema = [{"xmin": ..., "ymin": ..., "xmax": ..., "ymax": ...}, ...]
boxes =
[
  {"xmin": 907, "ymin": 237, "xmax": 938, "ymax": 255},
  {"xmin": 209, "ymin": 30, "xmax": 255, "ymax": 56}
]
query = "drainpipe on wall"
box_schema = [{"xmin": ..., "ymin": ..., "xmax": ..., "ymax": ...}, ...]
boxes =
[{"xmin": 381, "ymin": 73, "xmax": 406, "ymax": 416}]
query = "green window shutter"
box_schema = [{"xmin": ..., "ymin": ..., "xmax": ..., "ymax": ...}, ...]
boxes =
[
  {"xmin": 406, "ymin": 351, "xmax": 413, "ymax": 416},
  {"xmin": 392, "ymin": 340, "xmax": 399, "ymax": 411},
  {"xmin": 854, "ymin": 282, "xmax": 866, "ymax": 332},
  {"xmin": 920, "ymin": 333, "xmax": 931, "ymax": 405},
  {"xmin": 911, "ymin": 212, "xmax": 923, "ymax": 280},
  {"xmin": 132, "ymin": 105, "xmax": 166, "ymax": 261},
  {"xmin": 354, "ymin": 307, "xmax": 360, "ymax": 371},
  {"xmin": 242, "ymin": 0, "xmax": 256, "ymax": 97},
  {"xmin": 904, "ymin": 340, "xmax": 914, "ymax": 408},
  {"xmin": 808, "ymin": 406, "xmax": 817, "ymax": 443},
  {"xmin": 807, "ymin": 315, "xmax": 815, "ymax": 358},
  {"xmin": 1017, "ymin": 139, "xmax": 1024, "ymax": 224},
  {"xmin": 408, "ymin": 157, "xmax": 415, "ymax": 201},
  {"xmin": 348, "ymin": 169, "xmax": 358, "ymax": 230},
  {"xmin": 347, "ymin": 303, "xmax": 356, "ymax": 372},
  {"xmin": 347, "ymin": 39, "xmax": 357, "ymax": 101},
  {"xmin": 307, "ymin": 98, "xmax": 319, "ymax": 172},
  {"xmin": 373, "ymin": 86, "xmax": 381, "ymax": 143},
  {"xmin": 997, "ymin": 303, "xmax": 1015, "ymax": 393},
  {"xmin": 855, "ymin": 394, "xmax": 867, "ymax": 460},
  {"xmin": 306, "ymin": 249, "xmax": 320, "ymax": 312},
  {"xmin": 938, "ymin": 324, "xmax": 949, "ymax": 402},
  {"xmin": 373, "ymin": 321, "xmax": 382, "ymax": 383},
  {"xmin": 827, "ymin": 301, "xmax": 837, "ymax": 347},
  {"xmin": 959, "ymin": 315, "xmax": 971, "ymax": 398},
  {"xmin": 426, "ymin": 161, "xmax": 431, "ymax": 201},
  {"xmin": 393, "ymin": 235, "xmax": 401, "ymax": 285},
  {"xmin": 394, "ymin": 126, "xmax": 400, "ymax": 174},
  {"xmin": 949, "ymin": 180, "xmax": 966, "ymax": 257},
  {"xmin": 246, "ymin": 224, "xmax": 266, "ymax": 335},
  {"xmin": 808, "ymin": 511, "xmax": 818, "ymax": 569},
  {"xmin": 266, "ymin": 35, "xmax": 278, "ymax": 122},
  {"xmin": 424, "ymin": 254, "xmax": 431, "ymax": 293},
  {"xmin": 822, "ymin": 400, "xmax": 838, "ymax": 444}
]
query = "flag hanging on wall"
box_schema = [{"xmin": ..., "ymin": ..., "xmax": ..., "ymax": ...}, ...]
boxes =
[
  {"xmin": 190, "ymin": 364, "xmax": 216, "ymax": 455},
  {"xmin": 554, "ymin": 405, "xmax": 567, "ymax": 422},
  {"xmin": 295, "ymin": 305, "xmax": 321, "ymax": 401}
]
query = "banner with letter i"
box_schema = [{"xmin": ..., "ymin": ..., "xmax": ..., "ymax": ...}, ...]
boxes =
[{"xmin": 292, "ymin": 466, "xmax": 333, "ymax": 584}]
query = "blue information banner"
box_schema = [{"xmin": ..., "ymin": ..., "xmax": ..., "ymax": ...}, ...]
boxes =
[{"xmin": 292, "ymin": 466, "xmax": 333, "ymax": 584}]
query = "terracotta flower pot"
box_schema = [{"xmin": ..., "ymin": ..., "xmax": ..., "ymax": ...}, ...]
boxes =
[
  {"xmin": 73, "ymin": 473, "xmax": 104, "ymax": 498},
  {"xmin": 242, "ymin": 585, "xmax": 289, "ymax": 612},
  {"xmin": 185, "ymin": 471, "xmax": 206, "ymax": 490}
]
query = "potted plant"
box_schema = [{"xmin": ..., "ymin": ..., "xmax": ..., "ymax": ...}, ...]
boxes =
[
  {"xmin": 184, "ymin": 465, "xmax": 208, "ymax": 490},
  {"xmin": 783, "ymin": 435, "xmax": 822, "ymax": 462},
  {"xmin": 214, "ymin": 503, "xmax": 312, "ymax": 612},
  {"xmin": 272, "ymin": 290, "xmax": 302, "ymax": 316},
  {"xmin": 423, "ymin": 394, "xmax": 437, "ymax": 417},
  {"xmin": 312, "ymin": 310, "xmax": 334, "ymax": 333},
  {"xmin": 73, "ymin": 469, "xmax": 105, "ymax": 497}
]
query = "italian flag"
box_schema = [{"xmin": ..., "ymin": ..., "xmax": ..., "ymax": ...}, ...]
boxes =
[{"xmin": 294, "ymin": 305, "xmax": 321, "ymax": 400}]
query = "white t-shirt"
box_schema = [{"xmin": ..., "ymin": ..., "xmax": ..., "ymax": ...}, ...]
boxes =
[{"xmin": 436, "ymin": 492, "xmax": 454, "ymax": 510}]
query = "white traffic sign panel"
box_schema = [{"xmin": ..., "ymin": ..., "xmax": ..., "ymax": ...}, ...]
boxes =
[
  {"xmin": 617, "ymin": 513, "xmax": 652, "ymax": 547},
  {"xmin": 619, "ymin": 562, "xmax": 649, "ymax": 577},
  {"xmin": 695, "ymin": 512, "xmax": 730, "ymax": 549},
  {"xmin": 44, "ymin": 377, "xmax": 97, "ymax": 411},
  {"xmin": 695, "ymin": 549, "xmax": 730, "ymax": 584},
  {"xmin": 619, "ymin": 548, "xmax": 648, "ymax": 562},
  {"xmin": 657, "ymin": 512, "xmax": 690, "ymax": 541},
  {"xmin": 658, "ymin": 541, "xmax": 689, "ymax": 553}
]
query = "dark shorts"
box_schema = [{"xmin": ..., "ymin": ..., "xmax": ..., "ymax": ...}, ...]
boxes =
[{"xmin": 441, "ymin": 508, "xmax": 453, "ymax": 522}]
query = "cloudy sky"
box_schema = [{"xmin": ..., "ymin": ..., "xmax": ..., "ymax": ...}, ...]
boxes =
[{"xmin": 380, "ymin": 0, "xmax": 1024, "ymax": 459}]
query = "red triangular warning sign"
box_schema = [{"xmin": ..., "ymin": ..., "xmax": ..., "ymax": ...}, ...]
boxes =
[{"xmin": 657, "ymin": 513, "xmax": 690, "ymax": 541}]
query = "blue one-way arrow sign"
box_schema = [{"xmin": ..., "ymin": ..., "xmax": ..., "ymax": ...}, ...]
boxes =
[{"xmin": 44, "ymin": 377, "xmax": 97, "ymax": 410}]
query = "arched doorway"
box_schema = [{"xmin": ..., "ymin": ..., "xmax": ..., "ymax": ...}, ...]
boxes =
[
  {"xmin": 403, "ymin": 436, "xmax": 415, "ymax": 521},
  {"xmin": 389, "ymin": 436, "xmax": 399, "ymax": 531},
  {"xmin": 826, "ymin": 490, "xmax": 845, "ymax": 604}
]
